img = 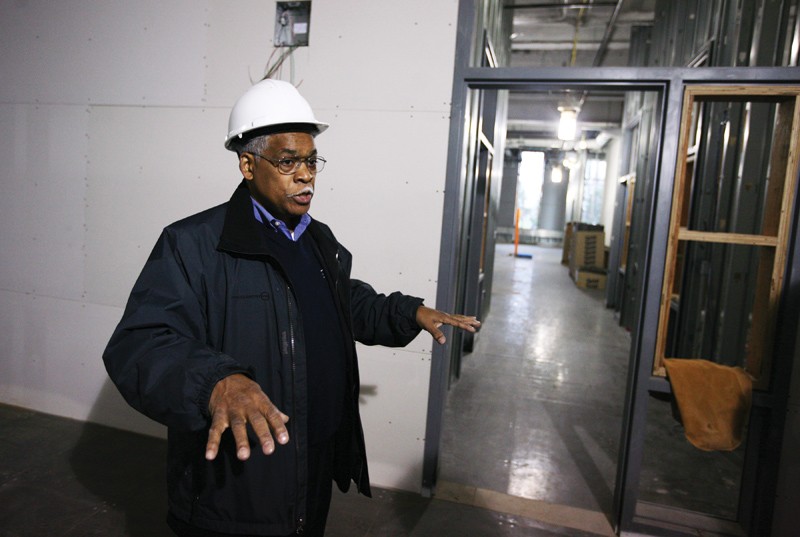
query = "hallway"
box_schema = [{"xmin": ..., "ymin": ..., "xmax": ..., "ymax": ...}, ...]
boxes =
[
  {"xmin": 437, "ymin": 243, "xmax": 746, "ymax": 531},
  {"xmin": 439, "ymin": 243, "xmax": 629, "ymax": 533}
]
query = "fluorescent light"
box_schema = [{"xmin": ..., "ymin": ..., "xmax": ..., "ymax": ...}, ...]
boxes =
[
  {"xmin": 551, "ymin": 166, "xmax": 563, "ymax": 183},
  {"xmin": 558, "ymin": 109, "xmax": 578, "ymax": 141}
]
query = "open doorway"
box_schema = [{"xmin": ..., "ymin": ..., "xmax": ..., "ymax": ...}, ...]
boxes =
[
  {"xmin": 428, "ymin": 81, "xmax": 768, "ymax": 535},
  {"xmin": 437, "ymin": 239, "xmax": 630, "ymax": 517},
  {"xmin": 423, "ymin": 2, "xmax": 800, "ymax": 536},
  {"xmin": 432, "ymin": 86, "xmax": 659, "ymax": 532},
  {"xmin": 426, "ymin": 76, "xmax": 800, "ymax": 535}
]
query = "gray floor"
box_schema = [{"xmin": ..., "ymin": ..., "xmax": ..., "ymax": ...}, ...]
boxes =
[
  {"xmin": 0, "ymin": 243, "xmax": 743, "ymax": 536},
  {"xmin": 439, "ymin": 243, "xmax": 629, "ymax": 530},
  {"xmin": 0, "ymin": 403, "xmax": 598, "ymax": 536},
  {"xmin": 439, "ymin": 243, "xmax": 744, "ymax": 526}
]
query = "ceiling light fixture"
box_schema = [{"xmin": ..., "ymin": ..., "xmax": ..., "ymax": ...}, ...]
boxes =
[
  {"xmin": 558, "ymin": 107, "xmax": 578, "ymax": 141},
  {"xmin": 551, "ymin": 166, "xmax": 563, "ymax": 184},
  {"xmin": 563, "ymin": 151, "xmax": 579, "ymax": 169}
]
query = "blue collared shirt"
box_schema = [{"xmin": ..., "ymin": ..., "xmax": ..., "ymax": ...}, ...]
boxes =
[{"xmin": 251, "ymin": 197, "xmax": 311, "ymax": 242}]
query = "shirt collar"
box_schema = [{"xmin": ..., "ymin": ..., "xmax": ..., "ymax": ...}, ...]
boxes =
[{"xmin": 250, "ymin": 197, "xmax": 311, "ymax": 242}]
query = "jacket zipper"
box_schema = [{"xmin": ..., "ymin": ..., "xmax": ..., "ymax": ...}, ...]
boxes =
[{"xmin": 286, "ymin": 284, "xmax": 305, "ymax": 534}]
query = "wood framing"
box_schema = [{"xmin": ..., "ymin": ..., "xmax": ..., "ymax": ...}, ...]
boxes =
[{"xmin": 653, "ymin": 85, "xmax": 800, "ymax": 387}]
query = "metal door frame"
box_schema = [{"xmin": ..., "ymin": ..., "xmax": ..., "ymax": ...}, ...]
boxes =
[{"xmin": 422, "ymin": 3, "xmax": 800, "ymax": 534}]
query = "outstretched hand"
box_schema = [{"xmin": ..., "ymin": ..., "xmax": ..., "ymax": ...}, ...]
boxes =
[
  {"xmin": 206, "ymin": 373, "xmax": 290, "ymax": 461},
  {"xmin": 416, "ymin": 305, "xmax": 481, "ymax": 345}
]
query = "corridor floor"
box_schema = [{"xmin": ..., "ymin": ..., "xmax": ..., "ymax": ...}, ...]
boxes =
[
  {"xmin": 438, "ymin": 243, "xmax": 629, "ymax": 535},
  {"xmin": 438, "ymin": 243, "xmax": 745, "ymax": 532},
  {"xmin": 0, "ymin": 403, "xmax": 599, "ymax": 537}
]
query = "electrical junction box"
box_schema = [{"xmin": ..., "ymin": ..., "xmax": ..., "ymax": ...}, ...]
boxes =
[{"xmin": 275, "ymin": 1, "xmax": 311, "ymax": 47}]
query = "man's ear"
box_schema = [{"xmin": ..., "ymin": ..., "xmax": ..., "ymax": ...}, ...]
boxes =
[{"xmin": 239, "ymin": 153, "xmax": 255, "ymax": 180}]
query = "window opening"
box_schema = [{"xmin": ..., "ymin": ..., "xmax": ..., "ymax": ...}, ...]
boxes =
[{"xmin": 517, "ymin": 150, "xmax": 545, "ymax": 231}]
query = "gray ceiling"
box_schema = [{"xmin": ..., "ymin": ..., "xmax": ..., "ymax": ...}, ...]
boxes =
[{"xmin": 506, "ymin": 0, "xmax": 656, "ymax": 150}]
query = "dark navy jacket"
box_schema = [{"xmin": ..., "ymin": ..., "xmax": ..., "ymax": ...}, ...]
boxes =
[{"xmin": 103, "ymin": 181, "xmax": 423, "ymax": 535}]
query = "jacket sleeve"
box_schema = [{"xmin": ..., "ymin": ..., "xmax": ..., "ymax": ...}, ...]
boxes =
[
  {"xmin": 103, "ymin": 227, "xmax": 251, "ymax": 432},
  {"xmin": 349, "ymin": 278, "xmax": 424, "ymax": 347}
]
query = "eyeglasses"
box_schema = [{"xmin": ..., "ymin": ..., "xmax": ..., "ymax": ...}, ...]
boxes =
[{"xmin": 252, "ymin": 153, "xmax": 326, "ymax": 175}]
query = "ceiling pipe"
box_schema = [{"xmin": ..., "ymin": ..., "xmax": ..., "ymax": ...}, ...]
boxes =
[
  {"xmin": 511, "ymin": 41, "xmax": 629, "ymax": 51},
  {"xmin": 508, "ymin": 0, "xmax": 628, "ymax": 144},
  {"xmin": 505, "ymin": 1, "xmax": 618, "ymax": 9},
  {"xmin": 592, "ymin": 0, "xmax": 625, "ymax": 67},
  {"xmin": 577, "ymin": 0, "xmax": 625, "ymax": 110}
]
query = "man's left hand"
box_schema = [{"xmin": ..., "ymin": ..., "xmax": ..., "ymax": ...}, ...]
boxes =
[{"xmin": 416, "ymin": 306, "xmax": 480, "ymax": 345}]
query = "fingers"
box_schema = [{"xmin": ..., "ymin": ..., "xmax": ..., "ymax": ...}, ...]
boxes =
[
  {"xmin": 264, "ymin": 406, "xmax": 290, "ymax": 447},
  {"xmin": 416, "ymin": 306, "xmax": 481, "ymax": 345},
  {"xmin": 439, "ymin": 313, "xmax": 481, "ymax": 332},
  {"xmin": 205, "ymin": 411, "xmax": 227, "ymax": 460},
  {"xmin": 249, "ymin": 404, "xmax": 290, "ymax": 457},
  {"xmin": 206, "ymin": 374, "xmax": 291, "ymax": 461},
  {"xmin": 230, "ymin": 414, "xmax": 251, "ymax": 460},
  {"xmin": 247, "ymin": 413, "xmax": 273, "ymax": 456},
  {"xmin": 428, "ymin": 321, "xmax": 446, "ymax": 345}
]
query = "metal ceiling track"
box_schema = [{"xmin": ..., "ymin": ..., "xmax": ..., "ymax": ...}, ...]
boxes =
[{"xmin": 505, "ymin": 1, "xmax": 619, "ymax": 9}]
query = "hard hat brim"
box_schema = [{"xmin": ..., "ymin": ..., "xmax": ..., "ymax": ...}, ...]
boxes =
[{"xmin": 224, "ymin": 121, "xmax": 329, "ymax": 151}]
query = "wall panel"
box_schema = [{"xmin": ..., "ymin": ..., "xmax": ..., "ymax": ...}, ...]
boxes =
[
  {"xmin": 0, "ymin": 0, "xmax": 460, "ymax": 494},
  {"xmin": 0, "ymin": 289, "xmax": 164, "ymax": 437},
  {"xmin": 0, "ymin": 103, "xmax": 89, "ymax": 299},
  {"xmin": 84, "ymin": 105, "xmax": 232, "ymax": 307},
  {"xmin": 357, "ymin": 345, "xmax": 432, "ymax": 490},
  {"xmin": 0, "ymin": 0, "xmax": 209, "ymax": 106},
  {"xmin": 290, "ymin": 0, "xmax": 458, "ymax": 114},
  {"xmin": 310, "ymin": 109, "xmax": 448, "ymax": 315}
]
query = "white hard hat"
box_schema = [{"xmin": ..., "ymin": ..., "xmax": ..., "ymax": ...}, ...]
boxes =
[{"xmin": 224, "ymin": 79, "xmax": 329, "ymax": 150}]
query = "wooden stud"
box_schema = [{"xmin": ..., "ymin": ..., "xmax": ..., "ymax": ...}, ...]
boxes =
[{"xmin": 653, "ymin": 86, "xmax": 800, "ymax": 386}]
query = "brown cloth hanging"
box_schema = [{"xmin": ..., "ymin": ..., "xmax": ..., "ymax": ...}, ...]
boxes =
[{"xmin": 663, "ymin": 358, "xmax": 753, "ymax": 451}]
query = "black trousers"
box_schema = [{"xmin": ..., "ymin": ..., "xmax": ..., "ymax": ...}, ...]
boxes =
[{"xmin": 168, "ymin": 440, "xmax": 335, "ymax": 537}]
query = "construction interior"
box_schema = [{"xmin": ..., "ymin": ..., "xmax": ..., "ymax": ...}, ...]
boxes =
[{"xmin": 2, "ymin": 1, "xmax": 800, "ymax": 536}]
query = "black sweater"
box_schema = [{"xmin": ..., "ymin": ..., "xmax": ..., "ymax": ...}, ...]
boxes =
[{"xmin": 260, "ymin": 222, "xmax": 346, "ymax": 445}]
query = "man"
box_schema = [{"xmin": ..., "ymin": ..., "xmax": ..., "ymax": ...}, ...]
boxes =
[{"xmin": 103, "ymin": 79, "xmax": 479, "ymax": 537}]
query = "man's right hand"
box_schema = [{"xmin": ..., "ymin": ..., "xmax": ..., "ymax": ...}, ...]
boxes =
[{"xmin": 205, "ymin": 373, "xmax": 290, "ymax": 461}]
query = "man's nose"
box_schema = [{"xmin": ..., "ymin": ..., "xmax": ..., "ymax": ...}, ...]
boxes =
[{"xmin": 295, "ymin": 162, "xmax": 313, "ymax": 182}]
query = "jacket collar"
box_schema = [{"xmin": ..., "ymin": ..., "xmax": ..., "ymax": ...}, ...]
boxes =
[
  {"xmin": 217, "ymin": 180, "xmax": 270, "ymax": 255},
  {"xmin": 218, "ymin": 180, "xmax": 338, "ymax": 261}
]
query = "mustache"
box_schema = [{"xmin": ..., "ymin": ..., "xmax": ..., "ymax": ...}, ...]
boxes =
[{"xmin": 287, "ymin": 186, "xmax": 314, "ymax": 198}]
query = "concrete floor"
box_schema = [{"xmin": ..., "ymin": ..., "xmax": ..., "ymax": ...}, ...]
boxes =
[
  {"xmin": 0, "ymin": 403, "xmax": 600, "ymax": 537},
  {"xmin": 439, "ymin": 243, "xmax": 628, "ymax": 535},
  {"xmin": 439, "ymin": 244, "xmax": 744, "ymax": 531},
  {"xmin": 0, "ymin": 243, "xmax": 744, "ymax": 536}
]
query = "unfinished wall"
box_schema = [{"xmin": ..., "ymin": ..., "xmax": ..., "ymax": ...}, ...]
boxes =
[{"xmin": 0, "ymin": 0, "xmax": 458, "ymax": 493}]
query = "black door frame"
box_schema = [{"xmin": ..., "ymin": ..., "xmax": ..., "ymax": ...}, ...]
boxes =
[{"xmin": 422, "ymin": 5, "xmax": 800, "ymax": 533}]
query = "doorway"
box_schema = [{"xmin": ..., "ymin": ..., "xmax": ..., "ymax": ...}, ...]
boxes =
[
  {"xmin": 423, "ymin": 62, "xmax": 800, "ymax": 537},
  {"xmin": 438, "ymin": 241, "xmax": 630, "ymax": 527},
  {"xmin": 429, "ymin": 84, "xmax": 665, "ymax": 535}
]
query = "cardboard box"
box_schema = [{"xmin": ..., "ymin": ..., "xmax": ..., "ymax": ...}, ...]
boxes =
[
  {"xmin": 574, "ymin": 268, "xmax": 607, "ymax": 290},
  {"xmin": 570, "ymin": 230, "xmax": 605, "ymax": 269}
]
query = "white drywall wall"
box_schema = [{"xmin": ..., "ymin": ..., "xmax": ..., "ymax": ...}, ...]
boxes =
[{"xmin": 0, "ymin": 0, "xmax": 458, "ymax": 493}]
